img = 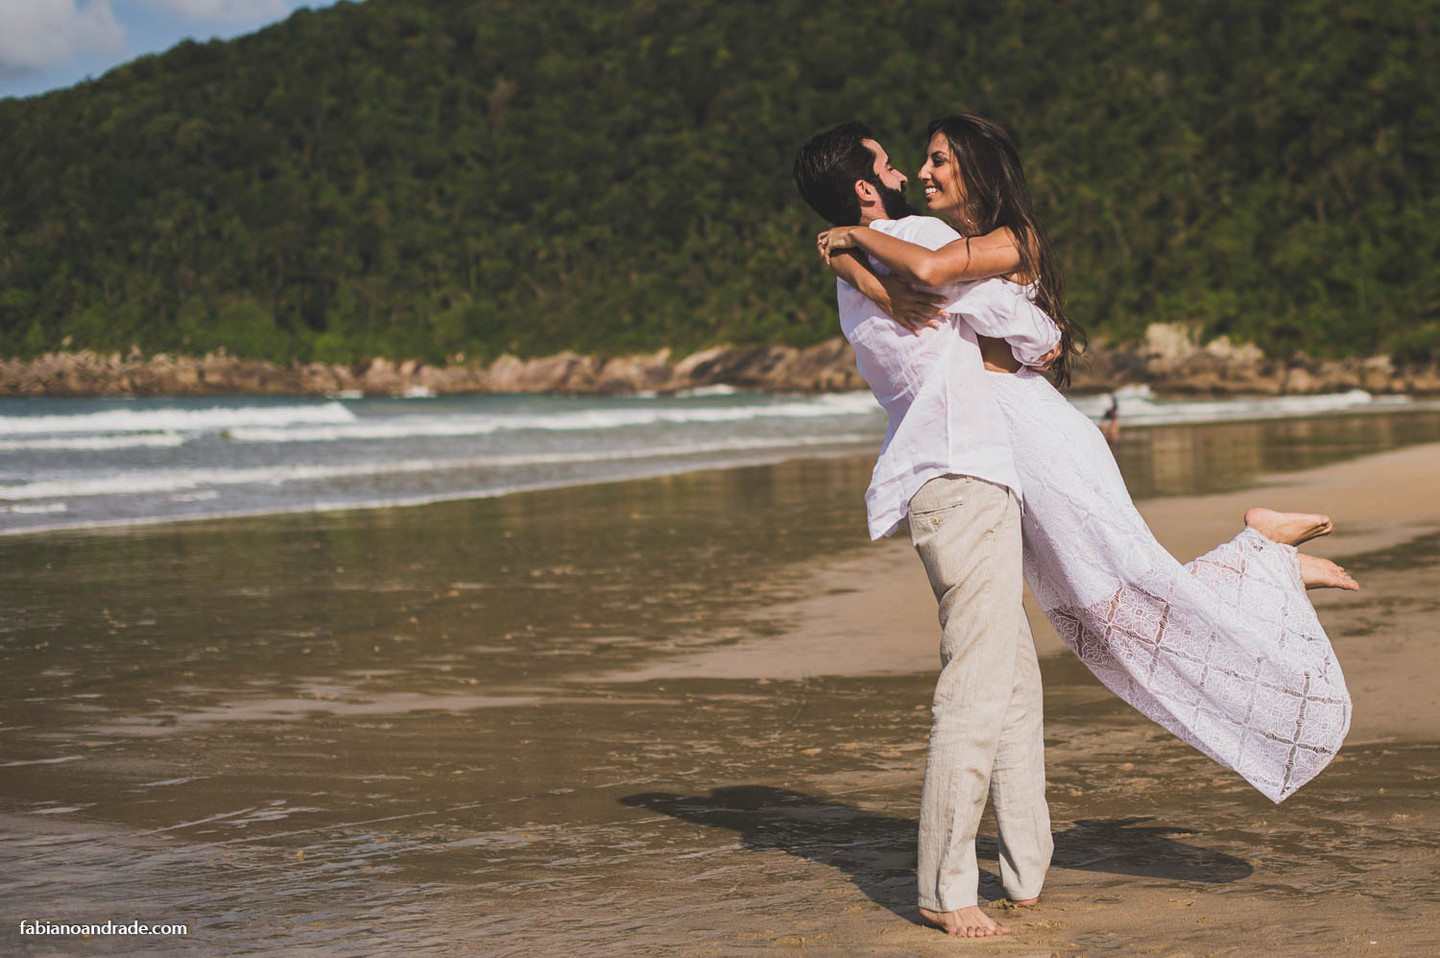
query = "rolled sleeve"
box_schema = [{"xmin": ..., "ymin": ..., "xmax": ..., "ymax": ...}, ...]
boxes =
[
  {"xmin": 941, "ymin": 281, "xmax": 1060, "ymax": 366},
  {"xmin": 869, "ymin": 219, "xmax": 1060, "ymax": 366}
]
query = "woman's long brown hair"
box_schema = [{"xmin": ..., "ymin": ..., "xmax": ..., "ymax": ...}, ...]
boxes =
[{"xmin": 928, "ymin": 114, "xmax": 1086, "ymax": 387}]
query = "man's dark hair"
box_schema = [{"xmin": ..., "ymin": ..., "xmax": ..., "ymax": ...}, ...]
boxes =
[{"xmin": 793, "ymin": 121, "xmax": 879, "ymax": 226}]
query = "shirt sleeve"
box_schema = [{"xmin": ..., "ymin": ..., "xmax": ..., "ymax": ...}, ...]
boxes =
[
  {"xmin": 940, "ymin": 280, "xmax": 1061, "ymax": 366},
  {"xmin": 876, "ymin": 217, "xmax": 1061, "ymax": 365}
]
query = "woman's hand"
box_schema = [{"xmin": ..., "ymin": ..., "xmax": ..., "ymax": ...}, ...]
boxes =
[
  {"xmin": 879, "ymin": 274, "xmax": 945, "ymax": 333},
  {"xmin": 816, "ymin": 226, "xmax": 863, "ymax": 265}
]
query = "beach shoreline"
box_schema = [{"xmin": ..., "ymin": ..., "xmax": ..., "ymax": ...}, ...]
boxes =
[
  {"xmin": 526, "ymin": 441, "xmax": 1440, "ymax": 954},
  {"xmin": 602, "ymin": 441, "xmax": 1440, "ymax": 745},
  {"xmin": 1, "ymin": 428, "xmax": 1437, "ymax": 954}
]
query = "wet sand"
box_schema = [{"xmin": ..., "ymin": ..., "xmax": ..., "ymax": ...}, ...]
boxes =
[{"xmin": 2, "ymin": 411, "xmax": 1440, "ymax": 955}]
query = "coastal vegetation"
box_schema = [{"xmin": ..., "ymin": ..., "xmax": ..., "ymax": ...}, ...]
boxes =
[{"xmin": 1, "ymin": 0, "xmax": 1436, "ymax": 367}]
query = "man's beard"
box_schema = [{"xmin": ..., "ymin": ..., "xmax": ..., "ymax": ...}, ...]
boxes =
[{"xmin": 875, "ymin": 180, "xmax": 917, "ymax": 219}]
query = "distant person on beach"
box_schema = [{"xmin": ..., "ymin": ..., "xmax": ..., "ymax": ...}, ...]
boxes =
[
  {"xmin": 800, "ymin": 114, "xmax": 1360, "ymax": 938},
  {"xmin": 1101, "ymin": 392, "xmax": 1121, "ymax": 449},
  {"xmin": 795, "ymin": 122, "xmax": 1065, "ymax": 939}
]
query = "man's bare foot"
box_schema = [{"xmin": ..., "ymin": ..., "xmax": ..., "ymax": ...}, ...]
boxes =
[
  {"xmin": 919, "ymin": 905, "xmax": 1012, "ymax": 937},
  {"xmin": 1299, "ymin": 552, "xmax": 1359, "ymax": 591},
  {"xmin": 1245, "ymin": 508, "xmax": 1333, "ymax": 546}
]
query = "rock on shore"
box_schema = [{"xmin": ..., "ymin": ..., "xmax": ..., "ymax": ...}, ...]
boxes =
[{"xmin": 2, "ymin": 326, "xmax": 1438, "ymax": 398}]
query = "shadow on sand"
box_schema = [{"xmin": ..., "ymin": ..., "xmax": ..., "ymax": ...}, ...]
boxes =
[{"xmin": 620, "ymin": 785, "xmax": 1252, "ymax": 921}]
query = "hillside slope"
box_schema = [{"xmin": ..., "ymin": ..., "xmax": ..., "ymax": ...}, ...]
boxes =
[{"xmin": 1, "ymin": 0, "xmax": 1437, "ymax": 364}]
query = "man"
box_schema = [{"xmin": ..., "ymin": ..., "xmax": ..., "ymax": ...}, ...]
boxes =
[{"xmin": 793, "ymin": 122, "xmax": 1057, "ymax": 938}]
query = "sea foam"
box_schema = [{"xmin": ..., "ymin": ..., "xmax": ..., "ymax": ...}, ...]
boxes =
[
  {"xmin": 0, "ymin": 432, "xmax": 876, "ymax": 501},
  {"xmin": 226, "ymin": 392, "xmax": 882, "ymax": 443},
  {"xmin": 1068, "ymin": 386, "xmax": 1399, "ymax": 425},
  {"xmin": 0, "ymin": 402, "xmax": 356, "ymax": 436}
]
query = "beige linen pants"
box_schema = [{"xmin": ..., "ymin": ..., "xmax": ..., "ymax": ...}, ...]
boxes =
[{"xmin": 908, "ymin": 474, "xmax": 1052, "ymax": 912}]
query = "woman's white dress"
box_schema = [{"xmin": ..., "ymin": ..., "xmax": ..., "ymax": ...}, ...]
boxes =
[{"xmin": 987, "ymin": 366, "xmax": 1351, "ymax": 803}]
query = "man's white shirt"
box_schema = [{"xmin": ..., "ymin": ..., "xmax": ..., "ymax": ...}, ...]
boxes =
[{"xmin": 836, "ymin": 215, "xmax": 1061, "ymax": 539}]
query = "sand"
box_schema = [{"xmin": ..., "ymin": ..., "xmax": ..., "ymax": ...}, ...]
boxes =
[
  {"xmin": 2, "ymin": 429, "xmax": 1438, "ymax": 955},
  {"xmin": 591, "ymin": 442, "xmax": 1440, "ymax": 954},
  {"xmin": 603, "ymin": 443, "xmax": 1440, "ymax": 741}
]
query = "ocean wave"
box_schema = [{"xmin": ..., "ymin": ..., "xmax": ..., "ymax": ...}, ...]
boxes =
[
  {"xmin": 671, "ymin": 384, "xmax": 741, "ymax": 398},
  {"xmin": 0, "ymin": 502, "xmax": 68, "ymax": 515},
  {"xmin": 0, "ymin": 432, "xmax": 876, "ymax": 502},
  {"xmin": 0, "ymin": 402, "xmax": 357, "ymax": 437},
  {"xmin": 1068, "ymin": 386, "xmax": 1401, "ymax": 425},
  {"xmin": 0, "ymin": 433, "xmax": 190, "ymax": 452},
  {"xmin": 227, "ymin": 392, "xmax": 882, "ymax": 443}
]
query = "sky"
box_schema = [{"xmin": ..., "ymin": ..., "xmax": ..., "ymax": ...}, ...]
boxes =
[{"xmin": 0, "ymin": 0, "xmax": 343, "ymax": 99}]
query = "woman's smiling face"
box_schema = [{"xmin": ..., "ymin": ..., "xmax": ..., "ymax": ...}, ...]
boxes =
[{"xmin": 918, "ymin": 131, "xmax": 967, "ymax": 220}]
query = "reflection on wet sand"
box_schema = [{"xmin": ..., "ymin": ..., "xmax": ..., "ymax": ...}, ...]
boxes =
[
  {"xmin": 3, "ymin": 410, "xmax": 1440, "ymax": 953},
  {"xmin": 1112, "ymin": 407, "xmax": 1440, "ymax": 499}
]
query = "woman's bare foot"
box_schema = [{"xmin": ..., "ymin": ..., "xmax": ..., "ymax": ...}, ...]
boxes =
[
  {"xmin": 1245, "ymin": 508, "xmax": 1333, "ymax": 546},
  {"xmin": 1299, "ymin": 553, "xmax": 1359, "ymax": 591},
  {"xmin": 919, "ymin": 905, "xmax": 1011, "ymax": 937}
]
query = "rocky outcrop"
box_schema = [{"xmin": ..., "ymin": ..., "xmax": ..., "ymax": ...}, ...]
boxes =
[
  {"xmin": 2, "ymin": 329, "xmax": 1437, "ymax": 398},
  {"xmin": 0, "ymin": 342, "xmax": 869, "ymax": 398},
  {"xmin": 1066, "ymin": 323, "xmax": 1440, "ymax": 396}
]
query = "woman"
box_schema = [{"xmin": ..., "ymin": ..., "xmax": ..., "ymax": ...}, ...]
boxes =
[{"xmin": 820, "ymin": 114, "xmax": 1355, "ymax": 802}]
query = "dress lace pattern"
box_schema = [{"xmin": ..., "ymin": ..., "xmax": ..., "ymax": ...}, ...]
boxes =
[{"xmin": 989, "ymin": 369, "xmax": 1351, "ymax": 802}]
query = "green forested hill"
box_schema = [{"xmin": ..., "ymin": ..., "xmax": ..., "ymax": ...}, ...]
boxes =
[{"xmin": 1, "ymin": 0, "xmax": 1437, "ymax": 365}]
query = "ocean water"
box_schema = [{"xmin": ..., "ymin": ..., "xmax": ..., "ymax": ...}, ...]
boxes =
[
  {"xmin": 0, "ymin": 385, "xmax": 1426, "ymax": 535},
  {"xmin": 4, "ymin": 388, "xmax": 1440, "ymax": 952}
]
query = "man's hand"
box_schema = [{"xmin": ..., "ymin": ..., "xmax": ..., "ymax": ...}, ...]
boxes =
[
  {"xmin": 1027, "ymin": 342, "xmax": 1064, "ymax": 371},
  {"xmin": 880, "ymin": 274, "xmax": 945, "ymax": 333}
]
